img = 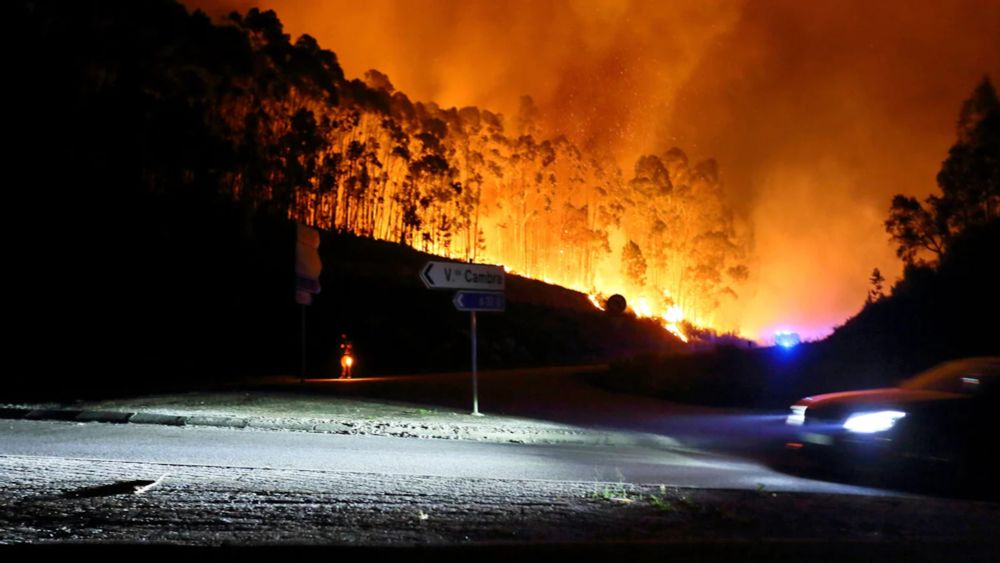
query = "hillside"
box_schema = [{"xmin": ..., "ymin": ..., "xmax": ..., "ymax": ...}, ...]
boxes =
[
  {"xmin": 599, "ymin": 218, "xmax": 1000, "ymax": 409},
  {"xmin": 15, "ymin": 187, "xmax": 683, "ymax": 397}
]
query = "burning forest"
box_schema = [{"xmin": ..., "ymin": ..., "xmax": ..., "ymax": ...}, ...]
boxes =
[
  {"xmin": 136, "ymin": 6, "xmax": 750, "ymax": 341},
  {"xmin": 22, "ymin": 0, "xmax": 999, "ymax": 345}
]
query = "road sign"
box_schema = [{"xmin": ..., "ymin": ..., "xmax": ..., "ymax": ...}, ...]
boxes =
[
  {"xmin": 420, "ymin": 261, "xmax": 505, "ymax": 290},
  {"xmin": 420, "ymin": 261, "xmax": 506, "ymax": 417},
  {"xmin": 453, "ymin": 291, "xmax": 506, "ymax": 312}
]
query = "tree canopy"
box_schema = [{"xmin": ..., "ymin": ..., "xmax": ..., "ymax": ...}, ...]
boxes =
[
  {"xmin": 22, "ymin": 0, "xmax": 750, "ymax": 325},
  {"xmin": 886, "ymin": 77, "xmax": 1000, "ymax": 265}
]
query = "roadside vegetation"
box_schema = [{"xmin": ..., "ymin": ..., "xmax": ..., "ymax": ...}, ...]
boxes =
[
  {"xmin": 13, "ymin": 0, "xmax": 688, "ymax": 397},
  {"xmin": 10, "ymin": 1, "xmax": 995, "ymax": 403},
  {"xmin": 599, "ymin": 78, "xmax": 999, "ymax": 408}
]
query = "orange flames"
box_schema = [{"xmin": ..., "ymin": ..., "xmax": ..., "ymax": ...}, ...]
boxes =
[
  {"xmin": 661, "ymin": 304, "xmax": 689, "ymax": 343},
  {"xmin": 631, "ymin": 297, "xmax": 689, "ymax": 343},
  {"xmin": 184, "ymin": 0, "xmax": 749, "ymax": 341},
  {"xmin": 185, "ymin": 0, "xmax": 1000, "ymax": 342},
  {"xmin": 585, "ymin": 291, "xmax": 690, "ymax": 343}
]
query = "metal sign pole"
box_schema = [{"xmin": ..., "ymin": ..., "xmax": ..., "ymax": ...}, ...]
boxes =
[
  {"xmin": 419, "ymin": 260, "xmax": 504, "ymax": 416},
  {"xmin": 471, "ymin": 310, "xmax": 481, "ymax": 416}
]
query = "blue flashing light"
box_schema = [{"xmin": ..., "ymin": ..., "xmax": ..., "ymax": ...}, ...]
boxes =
[{"xmin": 774, "ymin": 330, "xmax": 801, "ymax": 349}]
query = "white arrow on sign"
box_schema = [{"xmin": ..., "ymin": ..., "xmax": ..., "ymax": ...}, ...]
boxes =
[{"xmin": 420, "ymin": 261, "xmax": 505, "ymax": 291}]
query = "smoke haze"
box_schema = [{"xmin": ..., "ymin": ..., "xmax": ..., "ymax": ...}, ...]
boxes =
[{"xmin": 186, "ymin": 0, "xmax": 1000, "ymax": 340}]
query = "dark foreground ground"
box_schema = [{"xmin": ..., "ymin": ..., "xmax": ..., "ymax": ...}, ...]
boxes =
[
  {"xmin": 0, "ymin": 453, "xmax": 996, "ymax": 555},
  {"xmin": 2, "ymin": 368, "xmax": 998, "ymax": 560}
]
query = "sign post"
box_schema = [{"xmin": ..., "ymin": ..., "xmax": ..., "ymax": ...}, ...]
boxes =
[
  {"xmin": 471, "ymin": 310, "xmax": 478, "ymax": 416},
  {"xmin": 421, "ymin": 261, "xmax": 505, "ymax": 416}
]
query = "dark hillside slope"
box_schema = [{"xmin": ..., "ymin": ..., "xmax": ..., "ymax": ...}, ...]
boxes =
[
  {"xmin": 813, "ymin": 217, "xmax": 999, "ymax": 389},
  {"xmin": 315, "ymin": 228, "xmax": 683, "ymax": 377},
  {"xmin": 604, "ymin": 218, "xmax": 1000, "ymax": 408},
  {"xmin": 14, "ymin": 189, "xmax": 682, "ymax": 398}
]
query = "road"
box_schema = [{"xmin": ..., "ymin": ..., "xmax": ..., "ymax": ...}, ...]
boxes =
[
  {"xmin": 5, "ymin": 407, "xmax": 999, "ymax": 549},
  {"xmin": 286, "ymin": 367, "xmax": 811, "ymax": 457},
  {"xmin": 0, "ymin": 419, "xmax": 885, "ymax": 495}
]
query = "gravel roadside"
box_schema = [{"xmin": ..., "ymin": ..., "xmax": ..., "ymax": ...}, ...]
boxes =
[
  {"xmin": 0, "ymin": 389, "xmax": 682, "ymax": 449},
  {"xmin": 2, "ymin": 454, "xmax": 998, "ymax": 552},
  {"xmin": 4, "ymin": 382, "xmax": 999, "ymax": 557}
]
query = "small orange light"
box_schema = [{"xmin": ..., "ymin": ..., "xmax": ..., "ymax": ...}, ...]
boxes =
[{"xmin": 785, "ymin": 442, "xmax": 804, "ymax": 450}]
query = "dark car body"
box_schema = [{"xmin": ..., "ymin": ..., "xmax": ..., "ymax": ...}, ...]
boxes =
[{"xmin": 784, "ymin": 357, "xmax": 999, "ymax": 479}]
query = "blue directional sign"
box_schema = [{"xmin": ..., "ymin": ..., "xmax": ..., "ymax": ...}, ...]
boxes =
[{"xmin": 453, "ymin": 291, "xmax": 506, "ymax": 312}]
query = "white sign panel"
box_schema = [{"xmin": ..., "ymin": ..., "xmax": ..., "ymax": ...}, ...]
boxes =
[{"xmin": 420, "ymin": 261, "xmax": 505, "ymax": 291}]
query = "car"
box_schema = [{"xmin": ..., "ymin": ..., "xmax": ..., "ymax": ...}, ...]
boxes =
[{"xmin": 784, "ymin": 357, "xmax": 999, "ymax": 485}]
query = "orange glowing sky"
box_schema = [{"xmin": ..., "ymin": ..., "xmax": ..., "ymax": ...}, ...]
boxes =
[{"xmin": 188, "ymin": 0, "xmax": 1000, "ymax": 341}]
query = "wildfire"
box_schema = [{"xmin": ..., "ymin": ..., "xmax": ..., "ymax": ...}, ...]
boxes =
[
  {"xmin": 661, "ymin": 305, "xmax": 689, "ymax": 343},
  {"xmin": 177, "ymin": 0, "xmax": 1000, "ymax": 355},
  {"xmin": 639, "ymin": 293, "xmax": 691, "ymax": 343},
  {"xmin": 635, "ymin": 297, "xmax": 654, "ymax": 317},
  {"xmin": 179, "ymin": 2, "xmax": 750, "ymax": 342},
  {"xmin": 636, "ymin": 297, "xmax": 690, "ymax": 343},
  {"xmin": 586, "ymin": 293, "xmax": 690, "ymax": 343}
]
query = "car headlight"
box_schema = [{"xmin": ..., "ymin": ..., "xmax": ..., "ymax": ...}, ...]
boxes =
[
  {"xmin": 786, "ymin": 405, "xmax": 807, "ymax": 426},
  {"xmin": 842, "ymin": 410, "xmax": 906, "ymax": 433}
]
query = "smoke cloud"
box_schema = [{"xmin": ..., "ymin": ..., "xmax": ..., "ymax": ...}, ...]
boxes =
[{"xmin": 186, "ymin": 0, "xmax": 1000, "ymax": 340}]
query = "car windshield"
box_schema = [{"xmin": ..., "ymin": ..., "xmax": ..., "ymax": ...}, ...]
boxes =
[{"xmin": 900, "ymin": 358, "xmax": 1000, "ymax": 393}]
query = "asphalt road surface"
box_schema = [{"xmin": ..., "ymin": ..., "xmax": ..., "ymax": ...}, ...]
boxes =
[
  {"xmin": 0, "ymin": 419, "xmax": 887, "ymax": 495},
  {"xmin": 5, "ymin": 408, "xmax": 998, "ymax": 553}
]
